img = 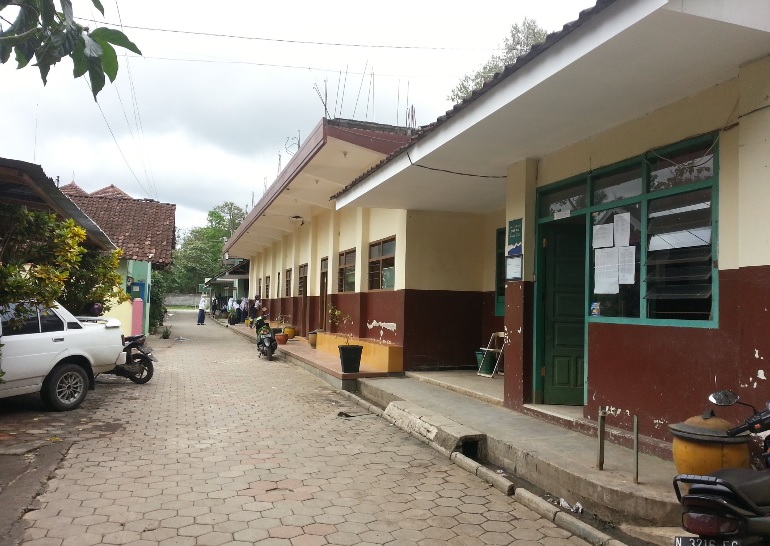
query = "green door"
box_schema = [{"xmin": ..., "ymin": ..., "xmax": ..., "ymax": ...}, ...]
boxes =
[{"xmin": 542, "ymin": 220, "xmax": 586, "ymax": 405}]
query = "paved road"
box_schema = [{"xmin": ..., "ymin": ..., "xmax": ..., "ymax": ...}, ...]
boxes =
[{"xmin": 11, "ymin": 310, "xmax": 591, "ymax": 546}]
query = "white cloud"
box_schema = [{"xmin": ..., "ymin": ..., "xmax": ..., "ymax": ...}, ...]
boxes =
[{"xmin": 0, "ymin": 0, "xmax": 595, "ymax": 231}]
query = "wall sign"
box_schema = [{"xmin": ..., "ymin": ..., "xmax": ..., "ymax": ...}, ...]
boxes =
[{"xmin": 508, "ymin": 218, "xmax": 523, "ymax": 256}]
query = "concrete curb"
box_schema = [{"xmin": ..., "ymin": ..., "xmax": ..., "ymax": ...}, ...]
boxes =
[{"xmin": 340, "ymin": 391, "xmax": 627, "ymax": 546}]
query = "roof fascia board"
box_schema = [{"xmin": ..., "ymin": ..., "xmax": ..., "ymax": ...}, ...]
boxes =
[
  {"xmin": 335, "ymin": 0, "xmax": 668, "ymax": 209},
  {"xmin": 224, "ymin": 119, "xmax": 327, "ymax": 253}
]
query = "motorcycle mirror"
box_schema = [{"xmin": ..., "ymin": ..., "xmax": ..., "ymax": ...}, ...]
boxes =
[{"xmin": 709, "ymin": 390, "xmax": 740, "ymax": 406}]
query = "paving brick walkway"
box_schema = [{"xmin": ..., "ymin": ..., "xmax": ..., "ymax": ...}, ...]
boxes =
[{"xmin": 19, "ymin": 310, "xmax": 590, "ymax": 546}]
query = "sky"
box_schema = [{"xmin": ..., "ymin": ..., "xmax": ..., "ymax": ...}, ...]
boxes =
[{"xmin": 0, "ymin": 0, "xmax": 596, "ymax": 234}]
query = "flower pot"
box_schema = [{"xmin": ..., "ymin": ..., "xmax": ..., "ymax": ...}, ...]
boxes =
[
  {"xmin": 275, "ymin": 333, "xmax": 289, "ymax": 345},
  {"xmin": 338, "ymin": 344, "xmax": 363, "ymax": 373},
  {"xmin": 283, "ymin": 325, "xmax": 296, "ymax": 339},
  {"xmin": 308, "ymin": 331, "xmax": 318, "ymax": 349}
]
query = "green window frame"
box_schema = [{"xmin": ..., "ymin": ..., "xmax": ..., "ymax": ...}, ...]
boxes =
[
  {"xmin": 338, "ymin": 249, "xmax": 356, "ymax": 293},
  {"xmin": 536, "ymin": 134, "xmax": 719, "ymax": 328},
  {"xmin": 495, "ymin": 228, "xmax": 505, "ymax": 316},
  {"xmin": 368, "ymin": 237, "xmax": 396, "ymax": 290}
]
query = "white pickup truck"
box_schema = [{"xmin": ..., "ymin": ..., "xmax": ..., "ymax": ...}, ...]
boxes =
[{"xmin": 0, "ymin": 302, "xmax": 126, "ymax": 411}]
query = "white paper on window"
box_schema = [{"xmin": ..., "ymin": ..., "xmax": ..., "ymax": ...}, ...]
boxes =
[
  {"xmin": 614, "ymin": 213, "xmax": 631, "ymax": 247},
  {"xmin": 592, "ymin": 224, "xmax": 614, "ymax": 248},
  {"xmin": 594, "ymin": 247, "xmax": 619, "ymax": 294},
  {"xmin": 618, "ymin": 246, "xmax": 636, "ymax": 284}
]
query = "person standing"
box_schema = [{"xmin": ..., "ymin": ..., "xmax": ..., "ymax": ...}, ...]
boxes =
[{"xmin": 197, "ymin": 295, "xmax": 206, "ymax": 325}]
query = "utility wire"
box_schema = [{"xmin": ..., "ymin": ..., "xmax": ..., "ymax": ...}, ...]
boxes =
[
  {"xmin": 405, "ymin": 150, "xmax": 507, "ymax": 179},
  {"xmin": 86, "ymin": 81, "xmax": 152, "ymax": 198},
  {"xmin": 77, "ymin": 19, "xmax": 500, "ymax": 52}
]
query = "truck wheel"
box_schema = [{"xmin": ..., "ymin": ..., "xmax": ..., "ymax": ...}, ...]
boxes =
[{"xmin": 41, "ymin": 363, "xmax": 88, "ymax": 411}]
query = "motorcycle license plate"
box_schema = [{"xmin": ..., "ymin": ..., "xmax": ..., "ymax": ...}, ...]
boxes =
[{"xmin": 674, "ymin": 537, "xmax": 742, "ymax": 546}]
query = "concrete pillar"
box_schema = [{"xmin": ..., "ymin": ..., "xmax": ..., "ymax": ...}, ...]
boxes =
[{"xmin": 503, "ymin": 158, "xmax": 538, "ymax": 407}]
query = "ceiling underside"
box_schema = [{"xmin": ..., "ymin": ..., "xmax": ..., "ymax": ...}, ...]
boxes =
[
  {"xmin": 228, "ymin": 137, "xmax": 387, "ymax": 257},
  {"xmin": 338, "ymin": 4, "xmax": 770, "ymax": 212}
]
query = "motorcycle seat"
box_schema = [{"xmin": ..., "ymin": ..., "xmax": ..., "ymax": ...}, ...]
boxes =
[{"xmin": 690, "ymin": 468, "xmax": 770, "ymax": 508}]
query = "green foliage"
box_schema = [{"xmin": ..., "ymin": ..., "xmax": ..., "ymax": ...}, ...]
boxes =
[
  {"xmin": 448, "ymin": 18, "xmax": 546, "ymax": 104},
  {"xmin": 59, "ymin": 248, "xmax": 130, "ymax": 315},
  {"xmin": 0, "ymin": 204, "xmax": 86, "ymax": 326},
  {"xmin": 326, "ymin": 304, "xmax": 352, "ymax": 344},
  {"xmin": 166, "ymin": 202, "xmax": 246, "ymax": 293},
  {"xmin": 0, "ymin": 0, "xmax": 141, "ymax": 99},
  {"xmin": 149, "ymin": 270, "xmax": 169, "ymax": 329},
  {"xmin": 160, "ymin": 325, "xmax": 171, "ymax": 339}
]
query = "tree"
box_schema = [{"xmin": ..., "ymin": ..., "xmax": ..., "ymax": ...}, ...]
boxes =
[
  {"xmin": 448, "ymin": 18, "xmax": 546, "ymax": 104},
  {"xmin": 0, "ymin": 0, "xmax": 141, "ymax": 99},
  {"xmin": 0, "ymin": 204, "xmax": 85, "ymax": 326},
  {"xmin": 167, "ymin": 202, "xmax": 247, "ymax": 293},
  {"xmin": 59, "ymin": 247, "xmax": 130, "ymax": 315},
  {"xmin": 208, "ymin": 201, "xmax": 247, "ymax": 237}
]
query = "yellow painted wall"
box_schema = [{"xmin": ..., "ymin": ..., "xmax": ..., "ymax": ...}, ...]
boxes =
[
  {"xmin": 338, "ymin": 208, "xmax": 357, "ymax": 252},
  {"xmin": 108, "ymin": 300, "xmax": 133, "ymax": 336},
  {"xmin": 404, "ymin": 210, "xmax": 502, "ymax": 291},
  {"xmin": 535, "ymin": 76, "xmax": 743, "ymax": 271},
  {"xmin": 737, "ymin": 55, "xmax": 770, "ymax": 268}
]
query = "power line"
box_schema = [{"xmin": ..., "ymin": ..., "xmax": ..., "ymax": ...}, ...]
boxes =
[{"xmin": 77, "ymin": 19, "xmax": 500, "ymax": 52}]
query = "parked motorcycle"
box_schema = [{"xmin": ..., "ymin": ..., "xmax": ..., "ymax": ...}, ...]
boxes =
[
  {"xmin": 100, "ymin": 334, "xmax": 156, "ymax": 384},
  {"xmin": 254, "ymin": 315, "xmax": 277, "ymax": 361},
  {"xmin": 673, "ymin": 390, "xmax": 770, "ymax": 546}
]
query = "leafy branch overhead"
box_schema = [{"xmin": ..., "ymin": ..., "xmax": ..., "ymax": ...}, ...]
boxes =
[
  {"xmin": 447, "ymin": 18, "xmax": 546, "ymax": 104},
  {"xmin": 0, "ymin": 0, "xmax": 141, "ymax": 99}
]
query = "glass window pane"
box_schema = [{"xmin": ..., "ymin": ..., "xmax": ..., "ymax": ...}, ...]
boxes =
[
  {"xmin": 540, "ymin": 182, "xmax": 587, "ymax": 217},
  {"xmin": 345, "ymin": 251, "xmax": 356, "ymax": 265},
  {"xmin": 370, "ymin": 244, "xmax": 381, "ymax": 259},
  {"xmin": 646, "ymin": 189, "xmax": 713, "ymax": 320},
  {"xmin": 40, "ymin": 308, "xmax": 64, "ymax": 332},
  {"xmin": 382, "ymin": 239, "xmax": 396, "ymax": 257},
  {"xmin": 649, "ymin": 144, "xmax": 714, "ymax": 192},
  {"xmin": 589, "ymin": 205, "xmax": 641, "ymax": 318},
  {"xmin": 344, "ymin": 270, "xmax": 355, "ymax": 292},
  {"xmin": 382, "ymin": 266, "xmax": 395, "ymax": 289},
  {"xmin": 593, "ymin": 167, "xmax": 642, "ymax": 204},
  {"xmin": 648, "ymin": 189, "xmax": 712, "ymax": 251}
]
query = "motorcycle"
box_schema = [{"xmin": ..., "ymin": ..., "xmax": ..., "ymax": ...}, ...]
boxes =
[
  {"xmin": 254, "ymin": 315, "xmax": 277, "ymax": 361},
  {"xmin": 100, "ymin": 334, "xmax": 156, "ymax": 384},
  {"xmin": 673, "ymin": 390, "xmax": 770, "ymax": 546}
]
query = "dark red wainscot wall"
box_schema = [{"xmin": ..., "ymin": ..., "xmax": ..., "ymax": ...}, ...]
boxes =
[{"xmin": 587, "ymin": 267, "xmax": 770, "ymax": 443}]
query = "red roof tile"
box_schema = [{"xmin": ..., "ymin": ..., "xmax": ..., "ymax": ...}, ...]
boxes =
[
  {"xmin": 60, "ymin": 182, "xmax": 89, "ymax": 197},
  {"xmin": 90, "ymin": 184, "xmax": 133, "ymax": 198},
  {"xmin": 68, "ymin": 194, "xmax": 176, "ymax": 265}
]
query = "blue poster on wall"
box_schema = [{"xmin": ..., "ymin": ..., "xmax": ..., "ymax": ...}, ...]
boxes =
[{"xmin": 508, "ymin": 218, "xmax": 523, "ymax": 256}]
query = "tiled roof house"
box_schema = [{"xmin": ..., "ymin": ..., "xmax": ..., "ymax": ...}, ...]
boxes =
[
  {"xmin": 61, "ymin": 182, "xmax": 176, "ymax": 335},
  {"xmin": 61, "ymin": 183, "xmax": 175, "ymax": 266}
]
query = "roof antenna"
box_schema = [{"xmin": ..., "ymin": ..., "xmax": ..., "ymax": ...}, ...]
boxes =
[
  {"xmin": 314, "ymin": 81, "xmax": 330, "ymax": 119},
  {"xmin": 352, "ymin": 60, "xmax": 369, "ymax": 119}
]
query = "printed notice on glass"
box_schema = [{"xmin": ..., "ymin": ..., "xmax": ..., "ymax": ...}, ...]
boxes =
[
  {"xmin": 614, "ymin": 212, "xmax": 631, "ymax": 247},
  {"xmin": 594, "ymin": 247, "xmax": 619, "ymax": 294},
  {"xmin": 618, "ymin": 246, "xmax": 636, "ymax": 285},
  {"xmin": 592, "ymin": 223, "xmax": 614, "ymax": 248}
]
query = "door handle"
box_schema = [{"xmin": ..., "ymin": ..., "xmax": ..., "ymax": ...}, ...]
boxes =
[{"xmin": 53, "ymin": 337, "xmax": 64, "ymax": 342}]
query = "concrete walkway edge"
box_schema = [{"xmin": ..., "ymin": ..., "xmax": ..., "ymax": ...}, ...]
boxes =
[{"xmin": 337, "ymin": 389, "xmax": 628, "ymax": 546}]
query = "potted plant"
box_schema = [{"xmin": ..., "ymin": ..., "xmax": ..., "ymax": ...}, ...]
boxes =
[
  {"xmin": 327, "ymin": 304, "xmax": 362, "ymax": 373},
  {"xmin": 278, "ymin": 314, "xmax": 296, "ymax": 339},
  {"xmin": 275, "ymin": 314, "xmax": 291, "ymax": 344}
]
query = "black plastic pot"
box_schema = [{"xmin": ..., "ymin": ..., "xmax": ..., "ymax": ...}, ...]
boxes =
[{"xmin": 338, "ymin": 344, "xmax": 363, "ymax": 373}]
